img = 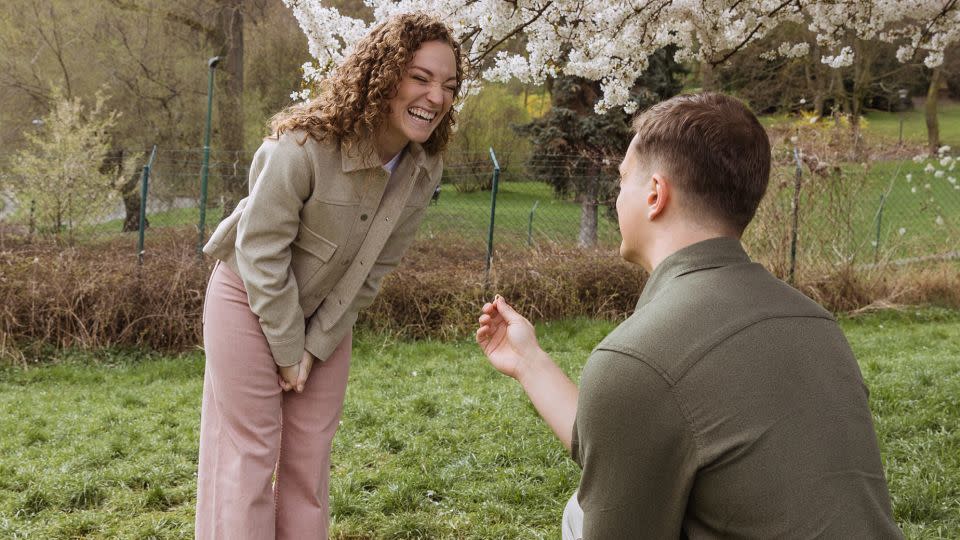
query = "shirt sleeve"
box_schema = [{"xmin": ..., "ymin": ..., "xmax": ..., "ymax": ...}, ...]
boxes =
[
  {"xmin": 235, "ymin": 135, "xmax": 314, "ymax": 367},
  {"xmin": 572, "ymin": 349, "xmax": 699, "ymax": 539}
]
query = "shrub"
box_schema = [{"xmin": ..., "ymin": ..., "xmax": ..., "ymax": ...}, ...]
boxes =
[
  {"xmin": 7, "ymin": 89, "xmax": 135, "ymax": 240},
  {"xmin": 1, "ymin": 227, "xmax": 957, "ymax": 363}
]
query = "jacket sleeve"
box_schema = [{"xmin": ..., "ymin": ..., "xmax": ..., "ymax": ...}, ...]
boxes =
[
  {"xmin": 235, "ymin": 135, "xmax": 314, "ymax": 367},
  {"xmin": 303, "ymin": 199, "xmax": 429, "ymax": 362}
]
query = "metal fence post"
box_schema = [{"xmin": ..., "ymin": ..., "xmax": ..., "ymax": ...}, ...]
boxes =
[
  {"xmin": 788, "ymin": 146, "xmax": 803, "ymax": 284},
  {"xmin": 485, "ymin": 147, "xmax": 501, "ymax": 283},
  {"xmin": 874, "ymin": 193, "xmax": 886, "ymax": 264},
  {"xmin": 138, "ymin": 145, "xmax": 158, "ymax": 265},
  {"xmin": 527, "ymin": 200, "xmax": 539, "ymax": 247},
  {"xmin": 28, "ymin": 199, "xmax": 35, "ymax": 239},
  {"xmin": 198, "ymin": 56, "xmax": 222, "ymax": 258}
]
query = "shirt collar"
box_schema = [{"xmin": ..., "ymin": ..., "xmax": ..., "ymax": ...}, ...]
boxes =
[
  {"xmin": 637, "ymin": 236, "xmax": 751, "ymax": 308},
  {"xmin": 340, "ymin": 139, "xmax": 436, "ymax": 182}
]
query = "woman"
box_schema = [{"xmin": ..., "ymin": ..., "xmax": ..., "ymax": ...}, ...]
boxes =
[{"xmin": 196, "ymin": 13, "xmax": 462, "ymax": 539}]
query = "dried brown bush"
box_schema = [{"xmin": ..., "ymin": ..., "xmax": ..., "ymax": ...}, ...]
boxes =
[
  {"xmin": 0, "ymin": 229, "xmax": 208, "ymax": 362},
  {"xmin": 361, "ymin": 243, "xmax": 645, "ymax": 339},
  {"xmin": 1, "ymin": 227, "xmax": 957, "ymax": 364}
]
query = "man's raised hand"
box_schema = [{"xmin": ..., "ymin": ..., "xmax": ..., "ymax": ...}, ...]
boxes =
[{"xmin": 476, "ymin": 296, "xmax": 541, "ymax": 380}]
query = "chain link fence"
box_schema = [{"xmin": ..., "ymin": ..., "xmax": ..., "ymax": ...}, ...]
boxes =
[{"xmin": 1, "ymin": 147, "xmax": 957, "ymax": 277}]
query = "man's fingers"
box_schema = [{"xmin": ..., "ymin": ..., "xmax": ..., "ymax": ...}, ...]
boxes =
[{"xmin": 494, "ymin": 297, "xmax": 522, "ymax": 322}]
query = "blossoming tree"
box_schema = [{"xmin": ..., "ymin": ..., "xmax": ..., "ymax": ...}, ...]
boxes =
[
  {"xmin": 283, "ymin": 0, "xmax": 959, "ymax": 113},
  {"xmin": 283, "ymin": 0, "xmax": 959, "ymax": 248}
]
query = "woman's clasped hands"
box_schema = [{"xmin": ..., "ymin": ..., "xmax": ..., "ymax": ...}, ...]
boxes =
[{"xmin": 278, "ymin": 349, "xmax": 315, "ymax": 393}]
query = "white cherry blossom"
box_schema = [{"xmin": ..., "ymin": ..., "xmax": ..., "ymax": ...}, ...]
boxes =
[{"xmin": 282, "ymin": 0, "xmax": 960, "ymax": 112}]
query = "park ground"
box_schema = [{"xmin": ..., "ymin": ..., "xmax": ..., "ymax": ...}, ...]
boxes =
[{"xmin": 1, "ymin": 309, "xmax": 958, "ymax": 539}]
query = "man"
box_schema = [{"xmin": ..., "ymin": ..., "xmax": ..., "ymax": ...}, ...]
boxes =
[{"xmin": 476, "ymin": 93, "xmax": 902, "ymax": 539}]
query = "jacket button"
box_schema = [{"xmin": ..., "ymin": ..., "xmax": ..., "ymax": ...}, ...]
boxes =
[{"xmin": 360, "ymin": 214, "xmax": 368, "ymax": 221}]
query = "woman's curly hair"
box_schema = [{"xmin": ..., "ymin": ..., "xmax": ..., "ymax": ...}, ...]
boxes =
[{"xmin": 270, "ymin": 12, "xmax": 463, "ymax": 156}]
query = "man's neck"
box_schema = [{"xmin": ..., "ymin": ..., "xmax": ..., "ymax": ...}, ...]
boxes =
[{"xmin": 643, "ymin": 226, "xmax": 739, "ymax": 274}]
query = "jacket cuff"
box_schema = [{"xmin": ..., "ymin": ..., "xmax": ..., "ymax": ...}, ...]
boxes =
[
  {"xmin": 268, "ymin": 335, "xmax": 305, "ymax": 367},
  {"xmin": 305, "ymin": 310, "xmax": 358, "ymax": 362}
]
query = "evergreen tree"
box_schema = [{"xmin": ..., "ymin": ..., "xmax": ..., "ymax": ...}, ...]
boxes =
[{"xmin": 518, "ymin": 48, "xmax": 685, "ymax": 247}]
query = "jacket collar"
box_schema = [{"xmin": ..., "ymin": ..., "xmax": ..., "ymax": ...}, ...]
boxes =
[
  {"xmin": 637, "ymin": 236, "xmax": 751, "ymax": 308},
  {"xmin": 340, "ymin": 138, "xmax": 436, "ymax": 182}
]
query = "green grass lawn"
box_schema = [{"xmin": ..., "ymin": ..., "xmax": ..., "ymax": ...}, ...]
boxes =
[
  {"xmin": 77, "ymin": 182, "xmax": 620, "ymax": 252},
  {"xmin": 419, "ymin": 181, "xmax": 621, "ymax": 250},
  {"xmin": 758, "ymin": 158, "xmax": 960, "ymax": 265},
  {"xmin": 81, "ymin": 181, "xmax": 622, "ymax": 252},
  {"xmin": 87, "ymin": 165, "xmax": 959, "ymax": 266},
  {"xmin": 1, "ymin": 310, "xmax": 958, "ymax": 538},
  {"xmin": 755, "ymin": 102, "xmax": 960, "ymax": 264},
  {"xmin": 759, "ymin": 102, "xmax": 960, "ymax": 150},
  {"xmin": 85, "ymin": 160, "xmax": 957, "ymax": 265},
  {"xmin": 862, "ymin": 103, "xmax": 960, "ymax": 150}
]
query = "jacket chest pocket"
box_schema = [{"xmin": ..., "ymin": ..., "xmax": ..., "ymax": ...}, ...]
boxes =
[
  {"xmin": 301, "ymin": 199, "xmax": 363, "ymax": 247},
  {"xmin": 291, "ymin": 224, "xmax": 338, "ymax": 289}
]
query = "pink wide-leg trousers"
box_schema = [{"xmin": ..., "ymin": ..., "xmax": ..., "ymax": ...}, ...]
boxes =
[{"xmin": 196, "ymin": 263, "xmax": 351, "ymax": 540}]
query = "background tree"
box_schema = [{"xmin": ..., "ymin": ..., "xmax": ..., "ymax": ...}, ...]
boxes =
[
  {"xmin": 11, "ymin": 90, "xmax": 126, "ymax": 240},
  {"xmin": 714, "ymin": 23, "xmax": 930, "ymax": 158},
  {"xmin": 286, "ymin": 0, "xmax": 958, "ymax": 113},
  {"xmin": 0, "ymin": 0, "xmax": 312, "ymax": 226},
  {"xmin": 518, "ymin": 49, "xmax": 685, "ymax": 248},
  {"xmin": 285, "ymin": 0, "xmax": 958, "ymax": 249},
  {"xmin": 442, "ymin": 83, "xmax": 534, "ymax": 192}
]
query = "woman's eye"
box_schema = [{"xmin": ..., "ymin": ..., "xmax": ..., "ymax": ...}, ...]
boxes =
[
  {"xmin": 443, "ymin": 86, "xmax": 457, "ymax": 93},
  {"xmin": 413, "ymin": 76, "xmax": 428, "ymax": 82}
]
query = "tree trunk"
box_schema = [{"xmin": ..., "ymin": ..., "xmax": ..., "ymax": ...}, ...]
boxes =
[
  {"xmin": 926, "ymin": 66, "xmax": 942, "ymax": 156},
  {"xmin": 849, "ymin": 38, "xmax": 873, "ymax": 162},
  {"xmin": 808, "ymin": 40, "xmax": 827, "ymax": 119},
  {"xmin": 813, "ymin": 94, "xmax": 825, "ymax": 119},
  {"xmin": 578, "ymin": 194, "xmax": 598, "ymax": 248},
  {"xmin": 849, "ymin": 89, "xmax": 864, "ymax": 162},
  {"xmin": 832, "ymin": 68, "xmax": 847, "ymax": 116},
  {"xmin": 100, "ymin": 148, "xmax": 144, "ymax": 232},
  {"xmin": 120, "ymin": 172, "xmax": 145, "ymax": 232},
  {"xmin": 700, "ymin": 60, "xmax": 716, "ymax": 92},
  {"xmin": 216, "ymin": 0, "xmax": 246, "ymax": 219}
]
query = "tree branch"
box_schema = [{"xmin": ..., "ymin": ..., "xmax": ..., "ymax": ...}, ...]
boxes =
[
  {"xmin": 467, "ymin": 1, "xmax": 554, "ymax": 68},
  {"xmin": 710, "ymin": 0, "xmax": 801, "ymax": 67},
  {"xmin": 104, "ymin": 0, "xmax": 220, "ymax": 42}
]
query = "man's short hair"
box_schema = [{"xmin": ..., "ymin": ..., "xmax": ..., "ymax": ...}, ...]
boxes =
[{"xmin": 631, "ymin": 92, "xmax": 771, "ymax": 233}]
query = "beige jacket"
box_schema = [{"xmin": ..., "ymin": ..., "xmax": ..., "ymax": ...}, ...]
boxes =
[{"xmin": 203, "ymin": 130, "xmax": 442, "ymax": 367}]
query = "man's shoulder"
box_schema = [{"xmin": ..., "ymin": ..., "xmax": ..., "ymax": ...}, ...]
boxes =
[{"xmin": 596, "ymin": 263, "xmax": 836, "ymax": 384}]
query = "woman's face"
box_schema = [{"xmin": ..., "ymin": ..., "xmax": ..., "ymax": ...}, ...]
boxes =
[{"xmin": 378, "ymin": 40, "xmax": 457, "ymax": 158}]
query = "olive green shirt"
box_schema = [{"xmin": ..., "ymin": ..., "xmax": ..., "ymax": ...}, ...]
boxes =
[{"xmin": 571, "ymin": 237, "xmax": 901, "ymax": 539}]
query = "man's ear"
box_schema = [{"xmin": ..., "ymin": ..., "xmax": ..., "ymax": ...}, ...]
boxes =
[{"xmin": 647, "ymin": 173, "xmax": 670, "ymax": 220}]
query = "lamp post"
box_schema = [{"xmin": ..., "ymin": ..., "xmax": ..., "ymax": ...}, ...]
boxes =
[
  {"xmin": 897, "ymin": 88, "xmax": 909, "ymax": 146},
  {"xmin": 198, "ymin": 55, "xmax": 222, "ymax": 257}
]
